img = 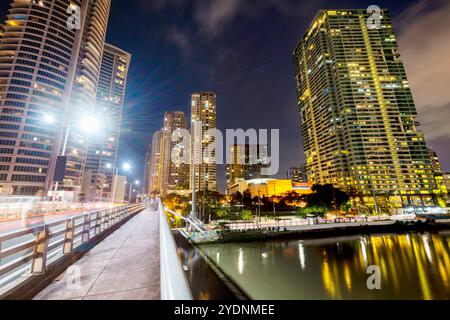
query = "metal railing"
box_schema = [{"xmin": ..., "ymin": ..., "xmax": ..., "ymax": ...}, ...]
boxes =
[
  {"xmin": 221, "ymin": 215, "xmax": 396, "ymax": 231},
  {"xmin": 0, "ymin": 203, "xmax": 144, "ymax": 295},
  {"xmin": 165, "ymin": 208, "xmax": 205, "ymax": 233},
  {"xmin": 158, "ymin": 198, "xmax": 193, "ymax": 300},
  {"xmin": 0, "ymin": 198, "xmax": 114, "ymax": 222}
]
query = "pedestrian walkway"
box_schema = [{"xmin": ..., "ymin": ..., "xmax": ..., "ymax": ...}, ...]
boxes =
[{"xmin": 34, "ymin": 208, "xmax": 160, "ymax": 300}]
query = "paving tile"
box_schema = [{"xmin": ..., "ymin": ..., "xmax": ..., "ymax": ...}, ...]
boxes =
[
  {"xmin": 103, "ymin": 256, "xmax": 159, "ymax": 273},
  {"xmin": 35, "ymin": 209, "xmax": 161, "ymax": 300},
  {"xmin": 86, "ymin": 268, "xmax": 160, "ymax": 296},
  {"xmin": 84, "ymin": 286, "xmax": 160, "ymax": 300},
  {"xmin": 34, "ymin": 274, "xmax": 98, "ymax": 300}
]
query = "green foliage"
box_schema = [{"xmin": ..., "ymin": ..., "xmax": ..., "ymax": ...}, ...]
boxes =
[
  {"xmin": 215, "ymin": 206, "xmax": 253, "ymax": 221},
  {"xmin": 163, "ymin": 193, "xmax": 190, "ymax": 215},
  {"xmin": 341, "ymin": 201, "xmax": 352, "ymax": 212},
  {"xmin": 296, "ymin": 206, "xmax": 328, "ymax": 218},
  {"xmin": 241, "ymin": 209, "xmax": 253, "ymax": 221}
]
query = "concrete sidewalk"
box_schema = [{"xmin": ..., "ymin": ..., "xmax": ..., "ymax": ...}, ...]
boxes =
[{"xmin": 34, "ymin": 208, "xmax": 160, "ymax": 300}]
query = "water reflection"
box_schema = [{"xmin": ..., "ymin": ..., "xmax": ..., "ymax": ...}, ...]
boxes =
[
  {"xmin": 174, "ymin": 233, "xmax": 239, "ymax": 300},
  {"xmin": 200, "ymin": 232, "xmax": 450, "ymax": 300}
]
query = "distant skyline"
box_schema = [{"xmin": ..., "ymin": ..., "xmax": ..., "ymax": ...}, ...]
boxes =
[{"xmin": 1, "ymin": 0, "xmax": 448, "ymax": 193}]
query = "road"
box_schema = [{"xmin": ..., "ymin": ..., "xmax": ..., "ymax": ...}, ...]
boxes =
[{"xmin": 0, "ymin": 209, "xmax": 102, "ymax": 236}]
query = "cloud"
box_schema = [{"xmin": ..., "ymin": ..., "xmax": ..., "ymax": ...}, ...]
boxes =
[
  {"xmin": 193, "ymin": 0, "xmax": 326, "ymax": 39},
  {"xmin": 396, "ymin": 0, "xmax": 450, "ymax": 141},
  {"xmin": 194, "ymin": 0, "xmax": 242, "ymax": 38},
  {"xmin": 166, "ymin": 26, "xmax": 192, "ymax": 55}
]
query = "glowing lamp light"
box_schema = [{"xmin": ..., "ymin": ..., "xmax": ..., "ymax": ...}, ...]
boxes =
[
  {"xmin": 123, "ymin": 162, "xmax": 132, "ymax": 172},
  {"xmin": 81, "ymin": 116, "xmax": 101, "ymax": 134},
  {"xmin": 42, "ymin": 114, "xmax": 56, "ymax": 124}
]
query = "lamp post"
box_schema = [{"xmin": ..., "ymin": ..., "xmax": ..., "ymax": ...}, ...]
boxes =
[
  {"xmin": 128, "ymin": 180, "xmax": 139, "ymax": 204},
  {"xmin": 111, "ymin": 162, "xmax": 131, "ymax": 204},
  {"xmin": 48, "ymin": 114, "xmax": 101, "ymax": 202},
  {"xmin": 52, "ymin": 123, "xmax": 70, "ymax": 202}
]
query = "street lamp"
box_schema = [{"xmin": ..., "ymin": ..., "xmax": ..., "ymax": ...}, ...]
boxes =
[
  {"xmin": 123, "ymin": 162, "xmax": 132, "ymax": 172},
  {"xmin": 49, "ymin": 113, "xmax": 102, "ymax": 202},
  {"xmin": 111, "ymin": 162, "xmax": 132, "ymax": 204},
  {"xmin": 128, "ymin": 180, "xmax": 139, "ymax": 204}
]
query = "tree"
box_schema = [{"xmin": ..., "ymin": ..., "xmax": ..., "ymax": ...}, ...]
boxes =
[
  {"xmin": 305, "ymin": 184, "xmax": 350, "ymax": 210},
  {"xmin": 216, "ymin": 207, "xmax": 253, "ymax": 221},
  {"xmin": 282, "ymin": 191, "xmax": 303, "ymax": 207},
  {"xmin": 163, "ymin": 193, "xmax": 190, "ymax": 215},
  {"xmin": 230, "ymin": 191, "xmax": 243, "ymax": 206},
  {"xmin": 190, "ymin": 190, "xmax": 225, "ymax": 223},
  {"xmin": 242, "ymin": 189, "xmax": 253, "ymax": 208}
]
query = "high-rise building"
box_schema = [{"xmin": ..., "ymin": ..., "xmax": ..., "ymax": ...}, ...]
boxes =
[
  {"xmin": 428, "ymin": 148, "xmax": 447, "ymax": 202},
  {"xmin": 0, "ymin": 0, "xmax": 110, "ymax": 197},
  {"xmin": 143, "ymin": 147, "xmax": 151, "ymax": 196},
  {"xmin": 287, "ymin": 166, "xmax": 308, "ymax": 183},
  {"xmin": 293, "ymin": 9, "xmax": 447, "ymax": 209},
  {"xmin": 84, "ymin": 43, "xmax": 131, "ymax": 201},
  {"xmin": 227, "ymin": 144, "xmax": 267, "ymax": 187},
  {"xmin": 190, "ymin": 92, "xmax": 217, "ymax": 192},
  {"xmin": 444, "ymin": 173, "xmax": 450, "ymax": 198},
  {"xmin": 57, "ymin": 0, "xmax": 111, "ymax": 200},
  {"xmin": 149, "ymin": 129, "xmax": 162, "ymax": 195},
  {"xmin": 160, "ymin": 111, "xmax": 189, "ymax": 195},
  {"xmin": 428, "ymin": 149, "xmax": 442, "ymax": 174}
]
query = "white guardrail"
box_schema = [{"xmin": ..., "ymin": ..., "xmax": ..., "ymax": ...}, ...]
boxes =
[
  {"xmin": 0, "ymin": 203, "xmax": 144, "ymax": 296},
  {"xmin": 157, "ymin": 198, "xmax": 193, "ymax": 300}
]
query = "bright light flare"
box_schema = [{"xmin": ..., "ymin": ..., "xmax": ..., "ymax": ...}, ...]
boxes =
[
  {"xmin": 80, "ymin": 115, "xmax": 101, "ymax": 134},
  {"xmin": 42, "ymin": 114, "xmax": 56, "ymax": 124},
  {"xmin": 123, "ymin": 162, "xmax": 132, "ymax": 171}
]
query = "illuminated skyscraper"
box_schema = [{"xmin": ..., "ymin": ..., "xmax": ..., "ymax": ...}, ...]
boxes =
[
  {"xmin": 160, "ymin": 111, "xmax": 189, "ymax": 195},
  {"xmin": 227, "ymin": 144, "xmax": 267, "ymax": 188},
  {"xmin": 287, "ymin": 166, "xmax": 308, "ymax": 183},
  {"xmin": 84, "ymin": 43, "xmax": 131, "ymax": 201},
  {"xmin": 0, "ymin": 0, "xmax": 110, "ymax": 197},
  {"xmin": 149, "ymin": 129, "xmax": 162, "ymax": 195},
  {"xmin": 293, "ymin": 9, "xmax": 446, "ymax": 209},
  {"xmin": 190, "ymin": 92, "xmax": 217, "ymax": 192},
  {"xmin": 57, "ymin": 0, "xmax": 111, "ymax": 200},
  {"xmin": 144, "ymin": 147, "xmax": 151, "ymax": 196}
]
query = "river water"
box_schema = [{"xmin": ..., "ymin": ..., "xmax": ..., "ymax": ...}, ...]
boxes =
[{"xmin": 199, "ymin": 232, "xmax": 450, "ymax": 300}]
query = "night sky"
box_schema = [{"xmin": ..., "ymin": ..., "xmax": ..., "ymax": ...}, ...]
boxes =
[{"xmin": 1, "ymin": 0, "xmax": 449, "ymax": 193}]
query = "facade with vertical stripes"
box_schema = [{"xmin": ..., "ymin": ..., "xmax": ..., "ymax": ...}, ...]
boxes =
[
  {"xmin": 0, "ymin": 0, "xmax": 112, "ymax": 199},
  {"xmin": 293, "ymin": 9, "xmax": 447, "ymax": 209}
]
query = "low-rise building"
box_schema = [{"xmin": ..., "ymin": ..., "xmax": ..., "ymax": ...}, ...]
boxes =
[{"xmin": 228, "ymin": 179, "xmax": 312, "ymax": 197}]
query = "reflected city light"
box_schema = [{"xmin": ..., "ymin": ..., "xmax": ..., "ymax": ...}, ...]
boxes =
[
  {"xmin": 298, "ymin": 242, "xmax": 305, "ymax": 270},
  {"xmin": 200, "ymin": 233, "xmax": 450, "ymax": 300},
  {"xmin": 238, "ymin": 248, "xmax": 244, "ymax": 276}
]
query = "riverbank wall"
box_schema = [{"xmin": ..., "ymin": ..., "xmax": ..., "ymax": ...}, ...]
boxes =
[{"xmin": 192, "ymin": 220, "xmax": 450, "ymax": 244}]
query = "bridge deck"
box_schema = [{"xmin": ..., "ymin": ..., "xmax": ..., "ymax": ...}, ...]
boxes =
[{"xmin": 34, "ymin": 208, "xmax": 160, "ymax": 300}]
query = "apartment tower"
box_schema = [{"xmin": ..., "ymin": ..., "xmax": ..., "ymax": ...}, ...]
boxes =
[
  {"xmin": 293, "ymin": 9, "xmax": 447, "ymax": 209},
  {"xmin": 148, "ymin": 129, "xmax": 162, "ymax": 195},
  {"xmin": 227, "ymin": 144, "xmax": 268, "ymax": 187},
  {"xmin": 160, "ymin": 111, "xmax": 189, "ymax": 195},
  {"xmin": 190, "ymin": 92, "xmax": 217, "ymax": 192},
  {"xmin": 84, "ymin": 43, "xmax": 131, "ymax": 201},
  {"xmin": 0, "ymin": 0, "xmax": 110, "ymax": 197}
]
